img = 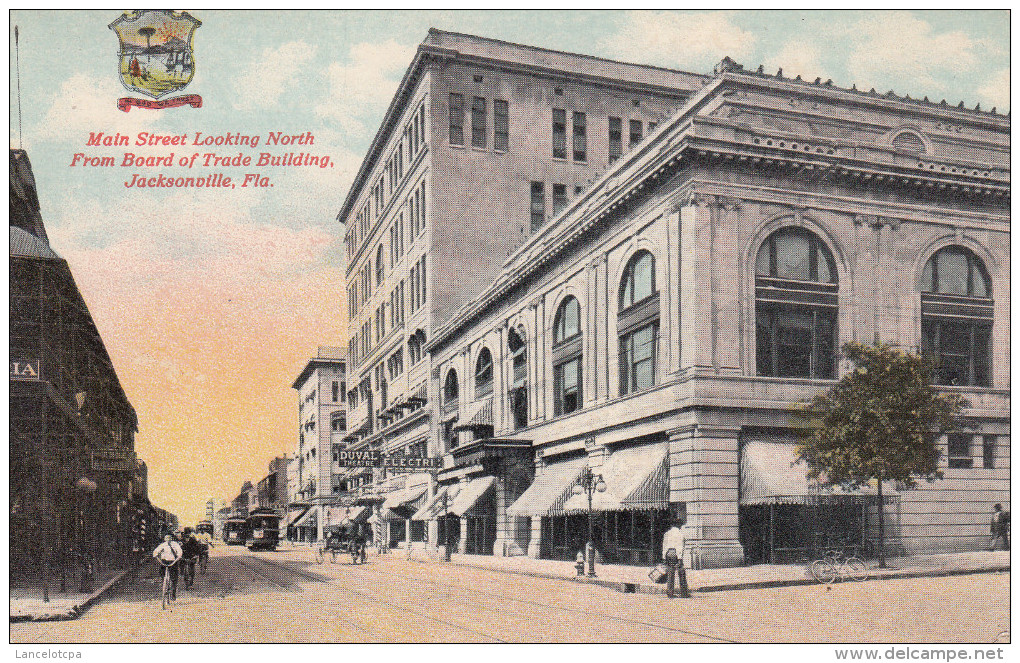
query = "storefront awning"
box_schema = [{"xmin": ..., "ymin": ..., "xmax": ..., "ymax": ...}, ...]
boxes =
[
  {"xmin": 453, "ymin": 398, "xmax": 494, "ymax": 434},
  {"xmin": 285, "ymin": 506, "xmax": 310, "ymax": 527},
  {"xmin": 740, "ymin": 440, "xmax": 897, "ymax": 505},
  {"xmin": 411, "ymin": 486, "xmax": 451, "ymax": 521},
  {"xmin": 292, "ymin": 505, "xmax": 319, "ymax": 528},
  {"xmin": 506, "ymin": 455, "xmax": 588, "ymax": 517},
  {"xmin": 449, "ymin": 475, "xmax": 497, "ymax": 517},
  {"xmin": 561, "ymin": 442, "xmax": 669, "ymax": 513},
  {"xmin": 382, "ymin": 482, "xmax": 429, "ymax": 512}
]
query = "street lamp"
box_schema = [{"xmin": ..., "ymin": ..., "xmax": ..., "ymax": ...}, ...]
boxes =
[{"xmin": 572, "ymin": 468, "xmax": 606, "ymax": 577}]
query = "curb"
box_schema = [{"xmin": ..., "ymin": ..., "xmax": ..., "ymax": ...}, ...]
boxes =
[
  {"xmin": 10, "ymin": 567, "xmax": 135, "ymax": 623},
  {"xmin": 442, "ymin": 560, "xmax": 1010, "ymax": 596}
]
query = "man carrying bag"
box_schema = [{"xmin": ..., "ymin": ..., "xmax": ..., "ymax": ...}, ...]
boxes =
[{"xmin": 661, "ymin": 520, "xmax": 691, "ymax": 598}]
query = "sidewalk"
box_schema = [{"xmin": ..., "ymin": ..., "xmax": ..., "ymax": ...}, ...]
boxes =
[
  {"xmin": 412, "ymin": 549, "xmax": 1010, "ymax": 595},
  {"xmin": 10, "ymin": 566, "xmax": 134, "ymax": 622}
]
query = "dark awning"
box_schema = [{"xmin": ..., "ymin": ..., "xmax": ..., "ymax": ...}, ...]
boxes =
[
  {"xmin": 450, "ymin": 437, "xmax": 531, "ymax": 470},
  {"xmin": 561, "ymin": 442, "xmax": 669, "ymax": 513}
]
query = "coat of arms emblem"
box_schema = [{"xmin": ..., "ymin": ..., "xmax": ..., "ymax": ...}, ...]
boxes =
[{"xmin": 109, "ymin": 10, "xmax": 203, "ymax": 112}]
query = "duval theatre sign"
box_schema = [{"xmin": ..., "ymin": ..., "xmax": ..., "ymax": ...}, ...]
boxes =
[{"xmin": 336, "ymin": 449, "xmax": 441, "ymax": 470}]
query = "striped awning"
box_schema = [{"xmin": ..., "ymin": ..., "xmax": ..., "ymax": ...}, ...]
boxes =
[
  {"xmin": 507, "ymin": 455, "xmax": 588, "ymax": 517},
  {"xmin": 292, "ymin": 505, "xmax": 319, "ymax": 528},
  {"xmin": 382, "ymin": 482, "xmax": 429, "ymax": 512},
  {"xmin": 740, "ymin": 439, "xmax": 897, "ymax": 505},
  {"xmin": 453, "ymin": 398, "xmax": 493, "ymax": 432},
  {"xmin": 448, "ymin": 476, "xmax": 497, "ymax": 517},
  {"xmin": 411, "ymin": 486, "xmax": 451, "ymax": 521},
  {"xmin": 561, "ymin": 443, "xmax": 669, "ymax": 513}
]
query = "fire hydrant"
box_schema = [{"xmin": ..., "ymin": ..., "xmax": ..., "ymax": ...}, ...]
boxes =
[{"xmin": 575, "ymin": 551, "xmax": 586, "ymax": 576}]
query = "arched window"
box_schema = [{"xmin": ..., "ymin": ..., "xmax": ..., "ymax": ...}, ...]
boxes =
[
  {"xmin": 508, "ymin": 328, "xmax": 528, "ymax": 429},
  {"xmin": 552, "ymin": 296, "xmax": 582, "ymax": 415},
  {"xmin": 554, "ymin": 296, "xmax": 581, "ymax": 343},
  {"xmin": 474, "ymin": 347, "xmax": 493, "ymax": 397},
  {"xmin": 444, "ymin": 369, "xmax": 459, "ymax": 405},
  {"xmin": 376, "ymin": 244, "xmax": 385, "ymax": 286},
  {"xmin": 618, "ymin": 250, "xmax": 660, "ymax": 394},
  {"xmin": 921, "ymin": 246, "xmax": 992, "ymax": 386},
  {"xmin": 619, "ymin": 250, "xmax": 656, "ymax": 309},
  {"xmin": 755, "ymin": 227, "xmax": 838, "ymax": 379}
]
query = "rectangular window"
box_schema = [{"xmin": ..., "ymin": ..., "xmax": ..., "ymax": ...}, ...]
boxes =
[
  {"xmin": 552, "ymin": 108, "xmax": 567, "ymax": 159},
  {"xmin": 983, "ymin": 435, "xmax": 996, "ymax": 469},
  {"xmin": 530, "ymin": 182, "xmax": 545, "ymax": 232},
  {"xmin": 419, "ymin": 255, "xmax": 426, "ymax": 308},
  {"xmin": 921, "ymin": 319, "xmax": 991, "ymax": 387},
  {"xmin": 553, "ymin": 183, "xmax": 567, "ymax": 216},
  {"xmin": 619, "ymin": 322, "xmax": 658, "ymax": 395},
  {"xmin": 494, "ymin": 99, "xmax": 508, "ymax": 151},
  {"xmin": 554, "ymin": 357, "xmax": 582, "ymax": 416},
  {"xmin": 471, "ymin": 96, "xmax": 487, "ymax": 148},
  {"xmin": 608, "ymin": 116, "xmax": 622, "ymax": 162},
  {"xmin": 572, "ymin": 111, "xmax": 586, "ymax": 161},
  {"xmin": 947, "ymin": 434, "xmax": 973, "ymax": 469},
  {"xmin": 648, "ymin": 121, "xmax": 657, "ymax": 132},
  {"xmin": 756, "ymin": 306, "xmax": 836, "ymax": 380},
  {"xmin": 449, "ymin": 93, "xmax": 464, "ymax": 145},
  {"xmin": 332, "ymin": 381, "xmax": 339, "ymax": 403},
  {"xmin": 629, "ymin": 119, "xmax": 643, "ymax": 147}
]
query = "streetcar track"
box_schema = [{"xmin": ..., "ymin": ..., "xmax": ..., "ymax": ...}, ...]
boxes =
[
  {"xmin": 256, "ymin": 553, "xmax": 734, "ymax": 643},
  {"xmin": 244, "ymin": 553, "xmax": 504, "ymax": 642}
]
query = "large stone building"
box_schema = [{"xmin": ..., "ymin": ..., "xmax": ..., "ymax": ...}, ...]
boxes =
[
  {"xmin": 337, "ymin": 29, "xmax": 710, "ymax": 549},
  {"xmin": 287, "ymin": 346, "xmax": 347, "ymax": 542},
  {"xmin": 425, "ymin": 55, "xmax": 1009, "ymax": 567},
  {"xmin": 336, "ymin": 32, "xmax": 1008, "ymax": 567}
]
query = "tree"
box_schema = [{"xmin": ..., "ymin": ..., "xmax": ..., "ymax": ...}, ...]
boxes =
[{"xmin": 797, "ymin": 342, "xmax": 969, "ymax": 568}]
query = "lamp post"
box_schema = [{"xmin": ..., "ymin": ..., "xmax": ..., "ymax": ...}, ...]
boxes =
[
  {"xmin": 572, "ymin": 468, "xmax": 606, "ymax": 577},
  {"xmin": 441, "ymin": 489, "xmax": 452, "ymax": 562}
]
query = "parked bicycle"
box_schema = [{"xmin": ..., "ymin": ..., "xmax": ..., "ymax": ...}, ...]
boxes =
[{"xmin": 810, "ymin": 548, "xmax": 869, "ymax": 583}]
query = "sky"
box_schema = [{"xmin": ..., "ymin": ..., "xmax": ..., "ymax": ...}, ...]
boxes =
[{"xmin": 7, "ymin": 9, "xmax": 1010, "ymax": 527}]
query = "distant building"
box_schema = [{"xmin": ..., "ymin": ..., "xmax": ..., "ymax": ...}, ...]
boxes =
[
  {"xmin": 288, "ymin": 347, "xmax": 347, "ymax": 542},
  {"xmin": 255, "ymin": 455, "xmax": 289, "ymax": 512},
  {"xmin": 231, "ymin": 480, "xmax": 253, "ymax": 518}
]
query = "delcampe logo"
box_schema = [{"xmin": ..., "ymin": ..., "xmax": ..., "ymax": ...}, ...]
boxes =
[{"xmin": 109, "ymin": 10, "xmax": 203, "ymax": 112}]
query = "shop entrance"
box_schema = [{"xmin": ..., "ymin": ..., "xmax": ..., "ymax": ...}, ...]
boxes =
[
  {"xmin": 465, "ymin": 515, "xmax": 496, "ymax": 555},
  {"xmin": 739, "ymin": 501, "xmax": 869, "ymax": 564}
]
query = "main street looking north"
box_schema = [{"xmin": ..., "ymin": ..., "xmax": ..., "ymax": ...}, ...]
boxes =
[{"xmin": 10, "ymin": 545, "xmax": 1009, "ymax": 643}]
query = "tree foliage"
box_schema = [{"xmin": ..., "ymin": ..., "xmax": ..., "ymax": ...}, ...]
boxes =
[{"xmin": 797, "ymin": 342, "xmax": 969, "ymax": 489}]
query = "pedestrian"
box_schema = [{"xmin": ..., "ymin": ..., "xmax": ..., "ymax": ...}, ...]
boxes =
[
  {"xmin": 661, "ymin": 520, "xmax": 691, "ymax": 598},
  {"xmin": 987, "ymin": 504, "xmax": 1010, "ymax": 551}
]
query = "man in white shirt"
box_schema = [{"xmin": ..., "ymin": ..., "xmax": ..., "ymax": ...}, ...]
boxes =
[
  {"xmin": 152, "ymin": 534, "xmax": 183, "ymax": 601},
  {"xmin": 661, "ymin": 521, "xmax": 691, "ymax": 598}
]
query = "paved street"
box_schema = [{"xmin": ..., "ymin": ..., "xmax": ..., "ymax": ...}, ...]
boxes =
[{"xmin": 10, "ymin": 545, "xmax": 1009, "ymax": 643}]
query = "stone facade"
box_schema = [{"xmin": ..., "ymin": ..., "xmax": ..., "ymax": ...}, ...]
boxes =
[{"xmin": 427, "ymin": 55, "xmax": 1009, "ymax": 566}]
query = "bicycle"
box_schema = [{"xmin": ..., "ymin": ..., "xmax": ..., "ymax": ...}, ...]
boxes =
[
  {"xmin": 198, "ymin": 543, "xmax": 210, "ymax": 574},
  {"xmin": 181, "ymin": 555, "xmax": 198, "ymax": 590},
  {"xmin": 158, "ymin": 559, "xmax": 177, "ymax": 610},
  {"xmin": 810, "ymin": 549, "xmax": 869, "ymax": 583}
]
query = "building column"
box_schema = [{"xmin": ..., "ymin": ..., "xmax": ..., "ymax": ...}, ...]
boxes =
[
  {"xmin": 458, "ymin": 517, "xmax": 468, "ymax": 554},
  {"xmin": 527, "ymin": 516, "xmax": 543, "ymax": 558},
  {"xmin": 669, "ymin": 423, "xmax": 744, "ymax": 568}
]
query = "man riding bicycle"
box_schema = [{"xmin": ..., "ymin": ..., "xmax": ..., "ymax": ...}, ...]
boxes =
[
  {"xmin": 180, "ymin": 527, "xmax": 205, "ymax": 589},
  {"xmin": 195, "ymin": 528, "xmax": 214, "ymax": 572},
  {"xmin": 152, "ymin": 534, "xmax": 183, "ymax": 602}
]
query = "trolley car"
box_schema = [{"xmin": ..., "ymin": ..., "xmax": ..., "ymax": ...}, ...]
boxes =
[
  {"xmin": 223, "ymin": 516, "xmax": 248, "ymax": 545},
  {"xmin": 196, "ymin": 520, "xmax": 214, "ymax": 536},
  {"xmin": 245, "ymin": 508, "xmax": 280, "ymax": 551}
]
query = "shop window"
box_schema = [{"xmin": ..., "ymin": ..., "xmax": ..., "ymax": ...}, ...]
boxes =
[
  {"xmin": 755, "ymin": 227, "xmax": 838, "ymax": 379},
  {"xmin": 983, "ymin": 435, "xmax": 996, "ymax": 469},
  {"xmin": 947, "ymin": 433, "xmax": 973, "ymax": 469},
  {"xmin": 920, "ymin": 246, "xmax": 992, "ymax": 387},
  {"xmin": 474, "ymin": 347, "xmax": 493, "ymax": 397}
]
